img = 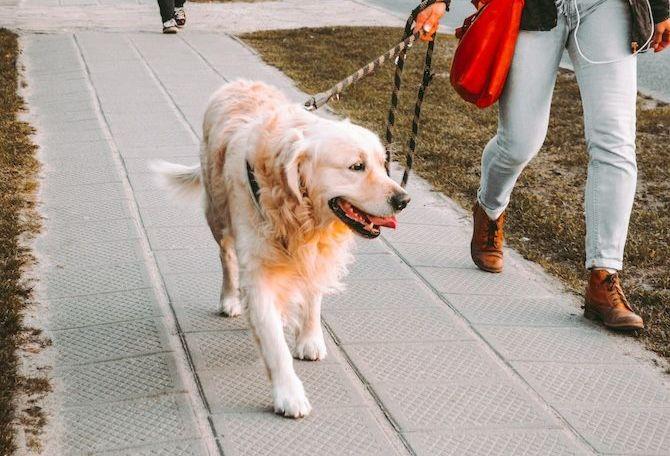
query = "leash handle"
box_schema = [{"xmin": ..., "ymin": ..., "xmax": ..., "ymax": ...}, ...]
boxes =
[{"xmin": 304, "ymin": 32, "xmax": 420, "ymax": 111}]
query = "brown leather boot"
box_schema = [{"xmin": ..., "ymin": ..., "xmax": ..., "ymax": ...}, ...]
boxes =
[
  {"xmin": 584, "ymin": 270, "xmax": 644, "ymax": 331},
  {"xmin": 470, "ymin": 202, "xmax": 505, "ymax": 273}
]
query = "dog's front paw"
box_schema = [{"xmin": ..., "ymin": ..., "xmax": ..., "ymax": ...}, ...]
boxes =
[
  {"xmin": 295, "ymin": 331, "xmax": 327, "ymax": 361},
  {"xmin": 219, "ymin": 295, "xmax": 241, "ymax": 317},
  {"xmin": 273, "ymin": 375, "xmax": 312, "ymax": 418}
]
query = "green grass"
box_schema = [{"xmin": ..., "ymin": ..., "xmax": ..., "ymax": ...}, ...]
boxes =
[
  {"xmin": 243, "ymin": 26, "xmax": 670, "ymax": 358},
  {"xmin": 0, "ymin": 28, "xmax": 49, "ymax": 454}
]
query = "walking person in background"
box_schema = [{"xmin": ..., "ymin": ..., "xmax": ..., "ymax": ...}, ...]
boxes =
[
  {"xmin": 157, "ymin": 0, "xmax": 187, "ymax": 33},
  {"xmin": 415, "ymin": 0, "xmax": 670, "ymax": 331}
]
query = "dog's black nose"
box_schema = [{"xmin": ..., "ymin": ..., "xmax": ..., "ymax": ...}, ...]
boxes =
[{"xmin": 389, "ymin": 192, "xmax": 411, "ymax": 211}]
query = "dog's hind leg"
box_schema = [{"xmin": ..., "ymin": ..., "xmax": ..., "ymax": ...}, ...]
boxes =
[
  {"xmin": 218, "ymin": 234, "xmax": 241, "ymax": 317},
  {"xmin": 247, "ymin": 283, "xmax": 311, "ymax": 418},
  {"xmin": 294, "ymin": 292, "xmax": 327, "ymax": 361}
]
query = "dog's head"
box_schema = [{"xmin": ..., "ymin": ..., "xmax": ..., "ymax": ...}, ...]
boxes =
[{"xmin": 278, "ymin": 118, "xmax": 410, "ymax": 239}]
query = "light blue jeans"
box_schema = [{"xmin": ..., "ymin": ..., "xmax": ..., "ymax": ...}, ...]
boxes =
[{"xmin": 477, "ymin": 0, "xmax": 638, "ymax": 271}]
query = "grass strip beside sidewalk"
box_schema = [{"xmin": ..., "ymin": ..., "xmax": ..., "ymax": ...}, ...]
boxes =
[
  {"xmin": 0, "ymin": 28, "xmax": 48, "ymax": 453},
  {"xmin": 243, "ymin": 27, "xmax": 670, "ymax": 360}
]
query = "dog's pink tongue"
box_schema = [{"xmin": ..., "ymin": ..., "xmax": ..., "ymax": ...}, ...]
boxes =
[{"xmin": 368, "ymin": 215, "xmax": 397, "ymax": 229}]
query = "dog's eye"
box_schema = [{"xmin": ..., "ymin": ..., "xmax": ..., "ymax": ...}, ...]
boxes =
[{"xmin": 349, "ymin": 162, "xmax": 366, "ymax": 172}]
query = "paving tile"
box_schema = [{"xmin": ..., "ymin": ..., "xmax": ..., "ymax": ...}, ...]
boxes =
[
  {"xmin": 44, "ymin": 262, "xmax": 151, "ymax": 298},
  {"xmin": 50, "ymin": 319, "xmax": 169, "ymax": 367},
  {"xmin": 56, "ymin": 353, "xmax": 183, "ymax": 406},
  {"xmin": 47, "ymin": 288, "xmax": 161, "ymax": 330},
  {"xmin": 163, "ymin": 272, "xmax": 220, "ymax": 304},
  {"xmin": 347, "ymin": 254, "xmax": 415, "ymax": 281},
  {"xmin": 154, "ymin": 248, "xmax": 220, "ymax": 275},
  {"xmin": 478, "ymin": 327, "xmax": 640, "ymax": 364},
  {"xmin": 514, "ymin": 362, "xmax": 670, "ymax": 407},
  {"xmin": 343, "ymin": 341, "xmax": 501, "ymax": 384},
  {"xmin": 416, "ymin": 267, "xmax": 553, "ymax": 296},
  {"xmin": 139, "ymin": 204, "xmax": 204, "ymax": 228},
  {"xmin": 42, "ymin": 198, "xmax": 131, "ymax": 224},
  {"xmin": 41, "ymin": 239, "xmax": 145, "ymax": 270},
  {"xmin": 146, "ymin": 225, "xmax": 215, "ymax": 250},
  {"xmin": 213, "ymin": 407, "xmax": 397, "ymax": 456},
  {"xmin": 60, "ymin": 394, "xmax": 200, "ymax": 454},
  {"xmin": 383, "ymin": 223, "xmax": 471, "ymax": 246},
  {"xmin": 41, "ymin": 218, "xmax": 138, "ymax": 245},
  {"xmin": 186, "ymin": 331, "xmax": 262, "ymax": 371},
  {"xmin": 43, "ymin": 182, "xmax": 126, "ymax": 204},
  {"xmin": 354, "ymin": 237, "xmax": 391, "ymax": 254},
  {"xmin": 200, "ymin": 362, "xmax": 365, "ymax": 413},
  {"xmin": 561, "ymin": 407, "xmax": 670, "ymax": 455},
  {"xmin": 445, "ymin": 295, "xmax": 583, "ymax": 327},
  {"xmin": 323, "ymin": 278, "xmax": 442, "ymax": 310},
  {"xmin": 406, "ymin": 429, "xmax": 586, "ymax": 456},
  {"xmin": 375, "ymin": 380, "xmax": 558, "ymax": 432},
  {"xmin": 390, "ymin": 241, "xmax": 475, "ymax": 269},
  {"xmin": 45, "ymin": 163, "xmax": 121, "ymax": 186},
  {"xmin": 97, "ymin": 439, "xmax": 209, "ymax": 456},
  {"xmin": 174, "ymin": 302, "xmax": 249, "ymax": 332},
  {"xmin": 323, "ymin": 307, "xmax": 470, "ymax": 343}
]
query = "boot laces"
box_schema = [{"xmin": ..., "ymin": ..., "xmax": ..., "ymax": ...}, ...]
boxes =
[{"xmin": 604, "ymin": 274, "xmax": 633, "ymax": 311}]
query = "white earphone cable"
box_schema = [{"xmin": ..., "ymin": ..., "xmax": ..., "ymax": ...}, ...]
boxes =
[{"xmin": 573, "ymin": 0, "xmax": 655, "ymax": 64}]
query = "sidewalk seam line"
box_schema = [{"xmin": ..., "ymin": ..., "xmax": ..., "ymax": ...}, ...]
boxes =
[
  {"xmin": 72, "ymin": 31, "xmax": 221, "ymax": 455},
  {"xmin": 378, "ymin": 235, "xmax": 600, "ymax": 455}
]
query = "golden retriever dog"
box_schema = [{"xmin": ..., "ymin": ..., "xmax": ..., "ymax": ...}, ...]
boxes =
[{"xmin": 153, "ymin": 80, "xmax": 410, "ymax": 418}]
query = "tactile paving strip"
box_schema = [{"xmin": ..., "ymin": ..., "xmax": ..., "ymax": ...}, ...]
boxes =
[
  {"xmin": 406, "ymin": 429, "xmax": 585, "ymax": 456},
  {"xmin": 561, "ymin": 407, "xmax": 670, "ymax": 455},
  {"xmin": 50, "ymin": 319, "xmax": 168, "ymax": 367},
  {"xmin": 200, "ymin": 362, "xmax": 365, "ymax": 413},
  {"xmin": 42, "ymin": 198, "xmax": 131, "ymax": 224},
  {"xmin": 376, "ymin": 380, "xmax": 558, "ymax": 431},
  {"xmin": 324, "ymin": 307, "xmax": 470, "ymax": 343},
  {"xmin": 445, "ymin": 295, "xmax": 583, "ymax": 327},
  {"xmin": 57, "ymin": 353, "xmax": 182, "ymax": 405},
  {"xmin": 60, "ymin": 394, "xmax": 199, "ymax": 453},
  {"xmin": 513, "ymin": 362, "xmax": 670, "ymax": 407},
  {"xmin": 139, "ymin": 205, "xmax": 204, "ymax": 229},
  {"xmin": 48, "ymin": 288, "xmax": 160, "ymax": 329},
  {"xmin": 478, "ymin": 327, "xmax": 639, "ymax": 363},
  {"xmin": 213, "ymin": 407, "xmax": 397, "ymax": 456},
  {"xmin": 344, "ymin": 341, "xmax": 502, "ymax": 384},
  {"xmin": 324, "ymin": 278, "xmax": 442, "ymax": 310}
]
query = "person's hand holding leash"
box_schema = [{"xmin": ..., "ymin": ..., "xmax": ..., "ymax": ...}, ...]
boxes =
[
  {"xmin": 652, "ymin": 19, "xmax": 670, "ymax": 52},
  {"xmin": 414, "ymin": 2, "xmax": 446, "ymax": 41}
]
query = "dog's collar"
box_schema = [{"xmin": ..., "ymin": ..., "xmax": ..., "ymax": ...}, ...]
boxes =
[{"xmin": 246, "ymin": 161, "xmax": 264, "ymax": 216}]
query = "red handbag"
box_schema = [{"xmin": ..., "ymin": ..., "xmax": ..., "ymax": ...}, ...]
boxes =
[{"xmin": 450, "ymin": 0, "xmax": 525, "ymax": 108}]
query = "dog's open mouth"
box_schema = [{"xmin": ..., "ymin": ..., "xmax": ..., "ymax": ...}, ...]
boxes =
[{"xmin": 329, "ymin": 197, "xmax": 397, "ymax": 239}]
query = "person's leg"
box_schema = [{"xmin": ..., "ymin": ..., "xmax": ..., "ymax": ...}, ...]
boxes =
[
  {"xmin": 567, "ymin": 0, "xmax": 643, "ymax": 330},
  {"xmin": 567, "ymin": 0, "xmax": 637, "ymax": 271},
  {"xmin": 157, "ymin": 0, "xmax": 175, "ymax": 23},
  {"xmin": 477, "ymin": 21, "xmax": 569, "ymax": 220},
  {"xmin": 175, "ymin": 0, "xmax": 185, "ymax": 7}
]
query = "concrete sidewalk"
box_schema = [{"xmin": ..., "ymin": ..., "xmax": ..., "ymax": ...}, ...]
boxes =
[{"xmin": 9, "ymin": 1, "xmax": 670, "ymax": 454}]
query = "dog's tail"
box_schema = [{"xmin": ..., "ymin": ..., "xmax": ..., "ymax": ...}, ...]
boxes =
[{"xmin": 150, "ymin": 160, "xmax": 202, "ymax": 200}]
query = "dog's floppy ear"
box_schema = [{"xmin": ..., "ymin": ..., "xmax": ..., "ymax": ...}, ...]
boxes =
[{"xmin": 277, "ymin": 128, "xmax": 306, "ymax": 202}]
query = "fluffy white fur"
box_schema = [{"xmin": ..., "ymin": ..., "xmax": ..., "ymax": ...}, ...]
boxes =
[{"xmin": 153, "ymin": 80, "xmax": 408, "ymax": 418}]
